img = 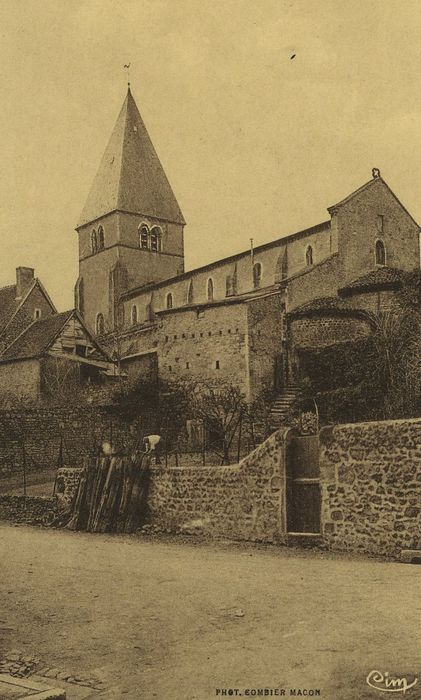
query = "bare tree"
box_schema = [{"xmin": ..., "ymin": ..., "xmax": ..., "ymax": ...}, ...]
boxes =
[{"xmin": 192, "ymin": 382, "xmax": 246, "ymax": 465}]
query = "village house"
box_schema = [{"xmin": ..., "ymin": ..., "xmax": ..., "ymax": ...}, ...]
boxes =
[{"xmin": 0, "ymin": 268, "xmax": 113, "ymax": 403}]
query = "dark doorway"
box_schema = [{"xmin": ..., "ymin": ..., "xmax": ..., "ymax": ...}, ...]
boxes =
[{"xmin": 286, "ymin": 435, "xmax": 320, "ymax": 534}]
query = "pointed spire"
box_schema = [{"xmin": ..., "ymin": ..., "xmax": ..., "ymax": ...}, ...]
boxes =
[{"xmin": 77, "ymin": 89, "xmax": 185, "ymax": 228}]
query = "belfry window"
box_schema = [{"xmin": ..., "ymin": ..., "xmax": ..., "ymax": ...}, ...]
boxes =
[
  {"xmin": 305, "ymin": 245, "xmax": 313, "ymax": 266},
  {"xmin": 253, "ymin": 262, "xmax": 262, "ymax": 289},
  {"xmin": 96, "ymin": 313, "xmax": 105, "ymax": 335},
  {"xmin": 207, "ymin": 278, "xmax": 214, "ymax": 301},
  {"xmin": 375, "ymin": 239, "xmax": 386, "ymax": 266},
  {"xmin": 150, "ymin": 226, "xmax": 162, "ymax": 252},
  {"xmin": 166, "ymin": 292, "xmax": 173, "ymax": 309},
  {"xmin": 139, "ymin": 225, "xmax": 149, "ymax": 250},
  {"xmin": 131, "ymin": 305, "xmax": 138, "ymax": 325},
  {"xmin": 97, "ymin": 225, "xmax": 105, "ymax": 250},
  {"xmin": 91, "ymin": 229, "xmax": 97, "ymax": 254}
]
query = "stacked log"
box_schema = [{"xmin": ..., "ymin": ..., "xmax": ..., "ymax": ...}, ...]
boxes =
[{"xmin": 65, "ymin": 452, "xmax": 150, "ymax": 533}]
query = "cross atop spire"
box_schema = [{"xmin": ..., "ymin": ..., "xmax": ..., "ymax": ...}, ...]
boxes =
[{"xmin": 124, "ymin": 63, "xmax": 131, "ymax": 87}]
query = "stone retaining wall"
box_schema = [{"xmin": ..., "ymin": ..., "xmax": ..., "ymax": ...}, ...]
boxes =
[
  {"xmin": 320, "ymin": 419, "xmax": 421, "ymax": 557},
  {"xmin": 26, "ymin": 418, "xmax": 421, "ymax": 559},
  {"xmin": 58, "ymin": 429, "xmax": 291, "ymax": 543},
  {"xmin": 147, "ymin": 428, "xmax": 290, "ymax": 542},
  {"xmin": 0, "ymin": 495, "xmax": 57, "ymax": 525}
]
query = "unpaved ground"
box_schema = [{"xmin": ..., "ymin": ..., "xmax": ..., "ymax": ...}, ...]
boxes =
[{"xmin": 0, "ymin": 524, "xmax": 420, "ymax": 700}]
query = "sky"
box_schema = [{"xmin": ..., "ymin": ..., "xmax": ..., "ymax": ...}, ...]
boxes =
[{"xmin": 0, "ymin": 0, "xmax": 421, "ymax": 310}]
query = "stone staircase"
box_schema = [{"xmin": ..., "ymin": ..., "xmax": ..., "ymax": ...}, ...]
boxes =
[{"xmin": 268, "ymin": 385, "xmax": 302, "ymax": 431}]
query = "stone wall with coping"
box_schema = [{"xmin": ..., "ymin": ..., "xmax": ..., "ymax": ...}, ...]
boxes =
[
  {"xmin": 57, "ymin": 428, "xmax": 291, "ymax": 542},
  {"xmin": 320, "ymin": 419, "xmax": 421, "ymax": 557},
  {"xmin": 147, "ymin": 427, "xmax": 290, "ymax": 542}
]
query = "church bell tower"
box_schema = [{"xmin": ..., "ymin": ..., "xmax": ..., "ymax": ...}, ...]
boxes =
[{"xmin": 75, "ymin": 87, "xmax": 185, "ymax": 335}]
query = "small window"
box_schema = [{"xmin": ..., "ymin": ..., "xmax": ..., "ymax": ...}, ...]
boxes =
[
  {"xmin": 253, "ymin": 262, "xmax": 262, "ymax": 289},
  {"xmin": 131, "ymin": 305, "xmax": 138, "ymax": 325},
  {"xmin": 226, "ymin": 275, "xmax": 233, "ymax": 297},
  {"xmin": 166, "ymin": 293, "xmax": 173, "ymax": 309},
  {"xmin": 186, "ymin": 362, "xmax": 190, "ymax": 369},
  {"xmin": 91, "ymin": 229, "xmax": 97, "ymax": 254},
  {"xmin": 376, "ymin": 215, "xmax": 384, "ymax": 233},
  {"xmin": 139, "ymin": 225, "xmax": 149, "ymax": 250},
  {"xmin": 207, "ymin": 278, "xmax": 214, "ymax": 301},
  {"xmin": 150, "ymin": 226, "xmax": 161, "ymax": 252},
  {"xmin": 306, "ymin": 245, "xmax": 313, "ymax": 266},
  {"xmin": 215, "ymin": 360, "xmax": 220, "ymax": 370},
  {"xmin": 168, "ymin": 365, "xmax": 172, "ymax": 372},
  {"xmin": 97, "ymin": 226, "xmax": 105, "ymax": 250},
  {"xmin": 34, "ymin": 308, "xmax": 41, "ymax": 320},
  {"xmin": 187, "ymin": 280, "xmax": 194, "ymax": 304},
  {"xmin": 375, "ymin": 239, "xmax": 386, "ymax": 266},
  {"xmin": 96, "ymin": 312, "xmax": 105, "ymax": 335}
]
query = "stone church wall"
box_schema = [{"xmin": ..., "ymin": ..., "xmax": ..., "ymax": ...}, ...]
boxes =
[
  {"xmin": 320, "ymin": 419, "xmax": 421, "ymax": 557},
  {"xmin": 290, "ymin": 314, "xmax": 371, "ymax": 350},
  {"xmin": 287, "ymin": 254, "xmax": 340, "ymax": 312},
  {"xmin": 120, "ymin": 223, "xmax": 334, "ymax": 324},
  {"xmin": 157, "ymin": 301, "xmax": 250, "ymax": 394},
  {"xmin": 247, "ymin": 292, "xmax": 284, "ymax": 399},
  {"xmin": 336, "ymin": 177, "xmax": 420, "ymax": 283}
]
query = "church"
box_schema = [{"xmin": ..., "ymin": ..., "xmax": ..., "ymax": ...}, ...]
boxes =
[{"xmin": 74, "ymin": 86, "xmax": 420, "ymax": 402}]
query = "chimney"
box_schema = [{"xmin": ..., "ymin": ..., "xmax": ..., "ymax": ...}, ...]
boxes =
[{"xmin": 16, "ymin": 267, "xmax": 35, "ymax": 299}]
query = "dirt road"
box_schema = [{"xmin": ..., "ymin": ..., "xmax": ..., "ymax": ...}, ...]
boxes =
[{"xmin": 0, "ymin": 524, "xmax": 419, "ymax": 700}]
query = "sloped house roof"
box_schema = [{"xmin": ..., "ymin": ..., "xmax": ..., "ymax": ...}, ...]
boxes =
[{"xmin": 0, "ymin": 309, "xmax": 112, "ymax": 368}]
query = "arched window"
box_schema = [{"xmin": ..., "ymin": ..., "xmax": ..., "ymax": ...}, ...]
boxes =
[
  {"xmin": 166, "ymin": 292, "xmax": 173, "ymax": 309},
  {"xmin": 96, "ymin": 312, "xmax": 105, "ymax": 335},
  {"xmin": 305, "ymin": 245, "xmax": 313, "ymax": 266},
  {"xmin": 207, "ymin": 278, "xmax": 214, "ymax": 301},
  {"xmin": 75, "ymin": 276, "xmax": 84, "ymax": 315},
  {"xmin": 253, "ymin": 262, "xmax": 262, "ymax": 289},
  {"xmin": 139, "ymin": 225, "xmax": 149, "ymax": 250},
  {"xmin": 375, "ymin": 239, "xmax": 386, "ymax": 266},
  {"xmin": 91, "ymin": 229, "xmax": 97, "ymax": 254},
  {"xmin": 33, "ymin": 308, "xmax": 41, "ymax": 320},
  {"xmin": 97, "ymin": 225, "xmax": 105, "ymax": 250},
  {"xmin": 131, "ymin": 305, "xmax": 138, "ymax": 325},
  {"xmin": 150, "ymin": 226, "xmax": 162, "ymax": 252},
  {"xmin": 187, "ymin": 279, "xmax": 194, "ymax": 304}
]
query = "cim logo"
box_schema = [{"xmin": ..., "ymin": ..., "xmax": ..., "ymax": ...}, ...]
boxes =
[{"xmin": 366, "ymin": 670, "xmax": 418, "ymax": 694}]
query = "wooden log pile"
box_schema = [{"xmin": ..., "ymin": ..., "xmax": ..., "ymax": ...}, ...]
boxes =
[{"xmin": 65, "ymin": 452, "xmax": 151, "ymax": 533}]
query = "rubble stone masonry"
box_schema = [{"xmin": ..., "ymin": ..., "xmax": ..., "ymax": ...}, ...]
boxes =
[
  {"xmin": 320, "ymin": 418, "xmax": 421, "ymax": 557},
  {"xmin": 147, "ymin": 427, "xmax": 290, "ymax": 542},
  {"xmin": 0, "ymin": 407, "xmax": 132, "ymax": 478}
]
